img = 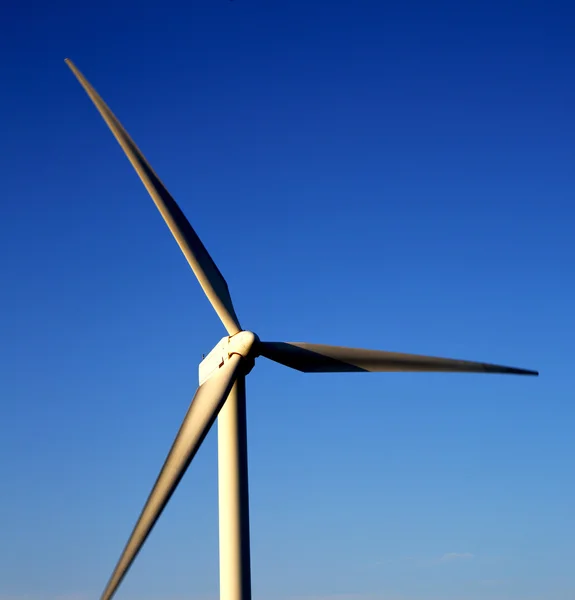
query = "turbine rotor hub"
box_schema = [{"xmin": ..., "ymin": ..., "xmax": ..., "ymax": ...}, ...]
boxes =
[
  {"xmin": 228, "ymin": 330, "xmax": 260, "ymax": 359},
  {"xmin": 199, "ymin": 330, "xmax": 259, "ymax": 385}
]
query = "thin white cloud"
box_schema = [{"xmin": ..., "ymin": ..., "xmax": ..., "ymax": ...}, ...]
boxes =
[
  {"xmin": 480, "ymin": 579, "xmax": 506, "ymax": 586},
  {"xmin": 439, "ymin": 552, "xmax": 474, "ymax": 562},
  {"xmin": 286, "ymin": 595, "xmax": 415, "ymax": 600}
]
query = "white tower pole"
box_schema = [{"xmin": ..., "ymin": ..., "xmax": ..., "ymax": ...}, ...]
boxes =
[{"xmin": 217, "ymin": 375, "xmax": 252, "ymax": 600}]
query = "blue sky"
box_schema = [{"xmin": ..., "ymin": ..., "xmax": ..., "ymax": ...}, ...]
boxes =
[{"xmin": 0, "ymin": 1, "xmax": 573, "ymax": 599}]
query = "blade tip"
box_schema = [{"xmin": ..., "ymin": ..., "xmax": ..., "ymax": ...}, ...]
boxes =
[
  {"xmin": 64, "ymin": 58, "xmax": 78, "ymax": 74},
  {"xmin": 508, "ymin": 367, "xmax": 539, "ymax": 376}
]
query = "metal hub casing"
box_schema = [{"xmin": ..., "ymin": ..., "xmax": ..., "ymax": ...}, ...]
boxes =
[{"xmin": 199, "ymin": 331, "xmax": 259, "ymax": 385}]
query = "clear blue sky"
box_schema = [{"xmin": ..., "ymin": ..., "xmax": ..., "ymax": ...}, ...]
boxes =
[{"xmin": 1, "ymin": 1, "xmax": 573, "ymax": 599}]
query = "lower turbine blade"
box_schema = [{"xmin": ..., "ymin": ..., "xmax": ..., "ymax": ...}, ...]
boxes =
[
  {"xmin": 100, "ymin": 354, "xmax": 243, "ymax": 600},
  {"xmin": 259, "ymin": 342, "xmax": 538, "ymax": 375}
]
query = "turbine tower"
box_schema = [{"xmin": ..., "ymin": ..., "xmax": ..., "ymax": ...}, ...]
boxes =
[{"xmin": 65, "ymin": 59, "xmax": 538, "ymax": 600}]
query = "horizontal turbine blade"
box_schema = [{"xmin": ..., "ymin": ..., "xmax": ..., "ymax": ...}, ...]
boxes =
[
  {"xmin": 100, "ymin": 354, "xmax": 243, "ymax": 600},
  {"xmin": 259, "ymin": 342, "xmax": 538, "ymax": 375},
  {"xmin": 65, "ymin": 59, "xmax": 241, "ymax": 336}
]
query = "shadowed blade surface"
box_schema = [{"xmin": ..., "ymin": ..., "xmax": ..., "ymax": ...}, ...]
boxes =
[
  {"xmin": 65, "ymin": 59, "xmax": 241, "ymax": 336},
  {"xmin": 100, "ymin": 354, "xmax": 243, "ymax": 600},
  {"xmin": 259, "ymin": 342, "xmax": 538, "ymax": 375}
]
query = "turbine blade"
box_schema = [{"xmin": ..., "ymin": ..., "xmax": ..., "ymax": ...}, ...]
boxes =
[
  {"xmin": 258, "ymin": 342, "xmax": 538, "ymax": 375},
  {"xmin": 100, "ymin": 354, "xmax": 243, "ymax": 600},
  {"xmin": 65, "ymin": 59, "xmax": 241, "ymax": 336}
]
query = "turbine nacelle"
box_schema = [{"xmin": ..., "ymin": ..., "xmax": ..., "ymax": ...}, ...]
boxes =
[{"xmin": 199, "ymin": 331, "xmax": 259, "ymax": 386}]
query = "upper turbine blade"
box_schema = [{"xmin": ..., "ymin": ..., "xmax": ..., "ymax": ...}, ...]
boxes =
[
  {"xmin": 100, "ymin": 354, "xmax": 243, "ymax": 600},
  {"xmin": 259, "ymin": 342, "xmax": 538, "ymax": 375},
  {"xmin": 65, "ymin": 59, "xmax": 241, "ymax": 336}
]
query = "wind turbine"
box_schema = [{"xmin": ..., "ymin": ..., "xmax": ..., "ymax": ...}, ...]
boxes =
[{"xmin": 65, "ymin": 59, "xmax": 538, "ymax": 600}]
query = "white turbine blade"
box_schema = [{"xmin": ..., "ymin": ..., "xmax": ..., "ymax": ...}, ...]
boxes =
[
  {"xmin": 259, "ymin": 342, "xmax": 538, "ymax": 375},
  {"xmin": 100, "ymin": 354, "xmax": 243, "ymax": 600},
  {"xmin": 65, "ymin": 59, "xmax": 241, "ymax": 336}
]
